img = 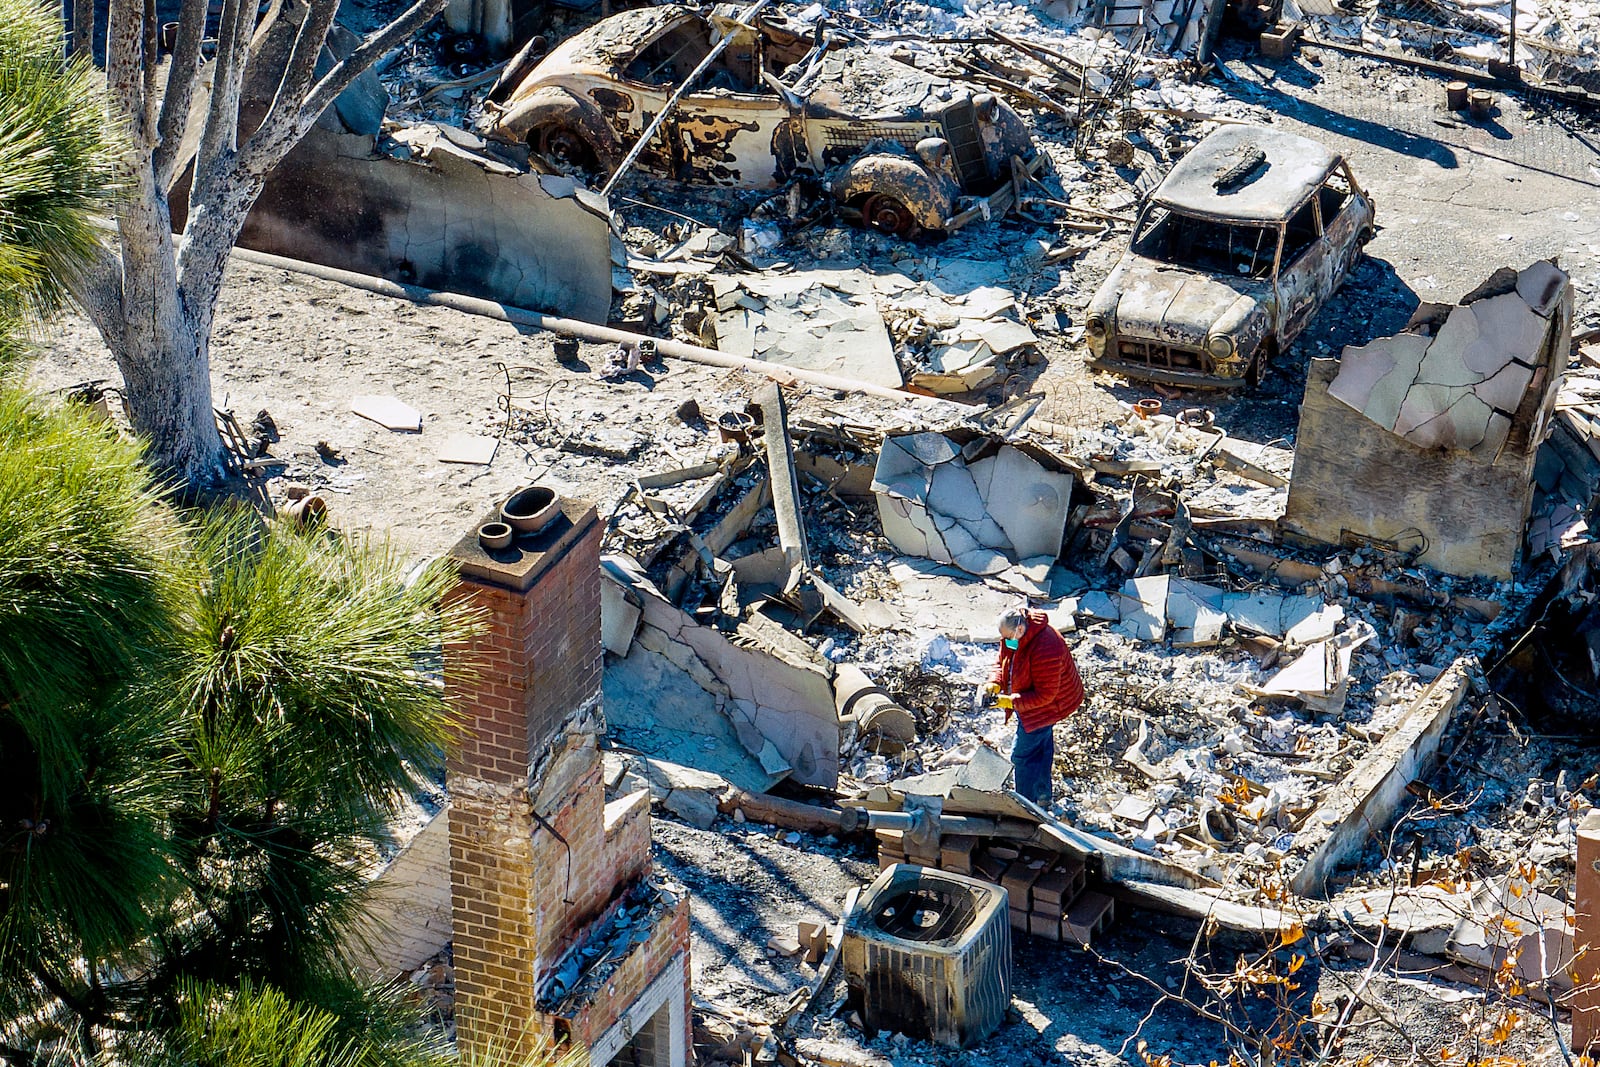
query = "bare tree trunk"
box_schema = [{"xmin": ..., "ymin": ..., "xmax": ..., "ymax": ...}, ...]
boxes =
[
  {"xmin": 113, "ymin": 302, "xmax": 227, "ymax": 485},
  {"xmin": 73, "ymin": 0, "xmax": 447, "ymax": 491},
  {"xmin": 116, "ymin": 157, "xmax": 229, "ymax": 484}
]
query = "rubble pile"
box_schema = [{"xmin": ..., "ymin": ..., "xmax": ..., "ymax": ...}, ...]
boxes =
[
  {"xmin": 179, "ymin": 0, "xmax": 1600, "ymax": 1059},
  {"xmin": 1305, "ymin": 0, "xmax": 1600, "ymax": 84},
  {"xmin": 537, "ymin": 872, "xmax": 687, "ymax": 1012}
]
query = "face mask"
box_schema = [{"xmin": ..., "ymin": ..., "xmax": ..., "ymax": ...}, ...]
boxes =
[{"xmin": 1004, "ymin": 637, "xmax": 1019, "ymax": 650}]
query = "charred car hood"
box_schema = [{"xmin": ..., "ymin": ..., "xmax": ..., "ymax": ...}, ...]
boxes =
[{"xmin": 1111, "ymin": 262, "xmax": 1268, "ymax": 345}]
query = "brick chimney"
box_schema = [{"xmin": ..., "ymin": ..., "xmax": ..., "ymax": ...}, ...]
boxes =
[{"xmin": 443, "ymin": 493, "xmax": 690, "ymax": 1065}]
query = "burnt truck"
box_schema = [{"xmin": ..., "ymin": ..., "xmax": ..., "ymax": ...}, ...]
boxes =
[
  {"xmin": 1084, "ymin": 125, "xmax": 1376, "ymax": 388},
  {"xmin": 479, "ymin": 4, "xmax": 1043, "ymax": 237}
]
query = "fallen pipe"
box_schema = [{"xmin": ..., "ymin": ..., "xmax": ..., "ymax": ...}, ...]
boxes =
[
  {"xmin": 229, "ymin": 246, "xmax": 972, "ymax": 414},
  {"xmin": 717, "ymin": 788, "xmax": 850, "ymax": 836},
  {"xmin": 837, "ymin": 807, "xmax": 1003, "ymax": 838}
]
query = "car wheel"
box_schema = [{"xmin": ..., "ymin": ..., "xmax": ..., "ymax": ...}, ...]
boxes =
[
  {"xmin": 1248, "ymin": 340, "xmax": 1277, "ymax": 388},
  {"xmin": 531, "ymin": 123, "xmax": 599, "ymax": 172},
  {"xmin": 859, "ymin": 193, "xmax": 919, "ymax": 238}
]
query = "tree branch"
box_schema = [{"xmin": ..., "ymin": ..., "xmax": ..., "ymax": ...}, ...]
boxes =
[
  {"xmin": 152, "ymin": 0, "xmax": 209, "ymax": 190},
  {"xmin": 194, "ymin": 0, "xmax": 253, "ymax": 190},
  {"xmin": 141, "ymin": 0, "xmax": 160, "ymax": 147},
  {"xmin": 104, "ymin": 0, "xmax": 148, "ymax": 145},
  {"xmin": 243, "ymin": 0, "xmax": 341, "ymax": 174},
  {"xmin": 239, "ymin": 0, "xmax": 446, "ymax": 176}
]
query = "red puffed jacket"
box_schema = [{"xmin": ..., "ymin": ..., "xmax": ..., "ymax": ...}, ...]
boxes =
[{"xmin": 989, "ymin": 609, "xmax": 1084, "ymax": 733}]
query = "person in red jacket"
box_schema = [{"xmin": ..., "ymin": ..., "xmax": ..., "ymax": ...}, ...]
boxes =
[{"xmin": 984, "ymin": 606, "xmax": 1084, "ymax": 807}]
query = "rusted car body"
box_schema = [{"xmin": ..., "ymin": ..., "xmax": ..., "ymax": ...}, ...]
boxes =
[
  {"xmin": 479, "ymin": 5, "xmax": 1041, "ymax": 235},
  {"xmin": 1084, "ymin": 125, "xmax": 1376, "ymax": 388}
]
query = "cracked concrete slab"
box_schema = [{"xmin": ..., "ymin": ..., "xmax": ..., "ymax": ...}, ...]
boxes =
[
  {"xmin": 1116, "ymin": 575, "xmax": 1169, "ymax": 642},
  {"xmin": 714, "ymin": 270, "xmax": 904, "ymax": 388},
  {"xmin": 1166, "ymin": 578, "xmax": 1226, "ymax": 648},
  {"xmin": 872, "ymin": 433, "xmax": 1075, "ymax": 580},
  {"xmin": 602, "ymin": 558, "xmax": 840, "ymax": 789}
]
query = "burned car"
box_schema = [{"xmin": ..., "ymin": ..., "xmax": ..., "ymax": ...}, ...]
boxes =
[
  {"xmin": 480, "ymin": 4, "xmax": 1042, "ymax": 236},
  {"xmin": 1084, "ymin": 125, "xmax": 1375, "ymax": 387}
]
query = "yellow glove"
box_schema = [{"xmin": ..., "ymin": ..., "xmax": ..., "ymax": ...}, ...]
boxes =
[
  {"xmin": 996, "ymin": 693, "xmax": 1016, "ymax": 711},
  {"xmin": 983, "ymin": 682, "xmax": 1001, "ymax": 698}
]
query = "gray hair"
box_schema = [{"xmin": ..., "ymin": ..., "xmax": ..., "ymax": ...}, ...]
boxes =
[{"xmin": 997, "ymin": 607, "xmax": 1029, "ymax": 634}]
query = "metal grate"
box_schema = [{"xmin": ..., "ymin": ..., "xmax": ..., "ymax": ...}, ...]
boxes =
[
  {"xmin": 823, "ymin": 123, "xmax": 933, "ymax": 154},
  {"xmin": 937, "ymin": 98, "xmax": 992, "ymax": 190},
  {"xmin": 1116, "ymin": 338, "xmax": 1211, "ymax": 374}
]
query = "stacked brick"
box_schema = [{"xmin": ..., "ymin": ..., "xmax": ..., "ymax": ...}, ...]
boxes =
[
  {"xmin": 443, "ymin": 498, "xmax": 691, "ymax": 1064},
  {"xmin": 876, "ymin": 830, "xmax": 1116, "ymax": 948}
]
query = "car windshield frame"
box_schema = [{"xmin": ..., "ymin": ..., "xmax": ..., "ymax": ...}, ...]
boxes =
[{"xmin": 1129, "ymin": 204, "xmax": 1284, "ymax": 281}]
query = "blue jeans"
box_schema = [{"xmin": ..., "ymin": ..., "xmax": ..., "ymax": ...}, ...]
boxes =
[{"xmin": 1011, "ymin": 721, "xmax": 1055, "ymax": 806}]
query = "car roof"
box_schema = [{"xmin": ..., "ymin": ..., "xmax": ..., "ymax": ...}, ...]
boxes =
[
  {"xmin": 557, "ymin": 5, "xmax": 704, "ymax": 68},
  {"xmin": 1151, "ymin": 124, "xmax": 1342, "ymax": 224}
]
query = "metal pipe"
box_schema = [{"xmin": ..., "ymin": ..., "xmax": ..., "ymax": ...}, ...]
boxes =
[
  {"xmin": 1508, "ymin": 0, "xmax": 1517, "ymax": 68},
  {"xmin": 227, "ymin": 246, "xmax": 972, "ymax": 413},
  {"xmin": 841, "ymin": 808, "xmax": 1003, "ymax": 836},
  {"xmin": 598, "ymin": 0, "xmax": 773, "ymax": 199}
]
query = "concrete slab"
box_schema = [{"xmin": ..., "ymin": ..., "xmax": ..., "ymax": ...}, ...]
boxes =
[
  {"xmin": 1328, "ymin": 337, "xmax": 1398, "ymax": 414},
  {"xmin": 715, "ymin": 271, "xmax": 904, "ymax": 388},
  {"xmin": 1116, "ymin": 574, "xmax": 1169, "ymax": 642},
  {"xmin": 1393, "ymin": 381, "xmax": 1461, "ymax": 440},
  {"xmin": 1468, "ymin": 291, "xmax": 1550, "ymax": 373},
  {"xmin": 1363, "ymin": 333, "xmax": 1432, "ymax": 431},
  {"xmin": 604, "ymin": 647, "xmax": 781, "ymax": 796},
  {"xmin": 601, "ymin": 577, "xmax": 642, "ymax": 657},
  {"xmin": 982, "ymin": 446, "xmax": 1075, "ymax": 561},
  {"xmin": 873, "ymin": 434, "xmax": 1073, "ymax": 580},
  {"xmin": 1518, "ymin": 259, "xmax": 1568, "ymax": 317},
  {"xmin": 1164, "ymin": 579, "xmax": 1222, "ymax": 646},
  {"xmin": 352, "ymin": 394, "xmax": 422, "ymax": 432},
  {"xmin": 1078, "ymin": 590, "xmax": 1121, "ymax": 623},
  {"xmin": 437, "ymin": 434, "xmax": 498, "ymax": 464},
  {"xmin": 1475, "ymin": 358, "xmax": 1536, "ymax": 415}
]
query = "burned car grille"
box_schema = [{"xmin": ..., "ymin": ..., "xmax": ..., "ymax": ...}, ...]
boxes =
[
  {"xmin": 824, "ymin": 125, "xmax": 924, "ymax": 155},
  {"xmin": 1116, "ymin": 339, "xmax": 1213, "ymax": 375}
]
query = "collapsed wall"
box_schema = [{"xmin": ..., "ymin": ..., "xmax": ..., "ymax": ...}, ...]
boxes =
[
  {"xmin": 242, "ymin": 124, "xmax": 613, "ymax": 323},
  {"xmin": 1284, "ymin": 261, "xmax": 1573, "ymax": 580}
]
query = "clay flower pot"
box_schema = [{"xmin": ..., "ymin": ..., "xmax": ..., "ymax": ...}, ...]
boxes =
[
  {"xmin": 501, "ymin": 485, "xmax": 561, "ymax": 534},
  {"xmin": 1134, "ymin": 398, "xmax": 1162, "ymax": 419},
  {"xmin": 286, "ymin": 494, "xmax": 327, "ymax": 525},
  {"xmin": 478, "ymin": 521, "xmax": 514, "ymax": 551}
]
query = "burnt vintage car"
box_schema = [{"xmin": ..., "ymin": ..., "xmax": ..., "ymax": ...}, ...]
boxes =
[
  {"xmin": 480, "ymin": 4, "xmax": 1041, "ymax": 236},
  {"xmin": 1084, "ymin": 125, "xmax": 1376, "ymax": 387}
]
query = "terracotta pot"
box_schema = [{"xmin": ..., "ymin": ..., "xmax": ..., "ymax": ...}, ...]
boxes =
[
  {"xmin": 478, "ymin": 521, "xmax": 513, "ymax": 550},
  {"xmin": 286, "ymin": 495, "xmax": 327, "ymax": 525},
  {"xmin": 1135, "ymin": 398, "xmax": 1163, "ymax": 419},
  {"xmin": 501, "ymin": 485, "xmax": 561, "ymax": 533}
]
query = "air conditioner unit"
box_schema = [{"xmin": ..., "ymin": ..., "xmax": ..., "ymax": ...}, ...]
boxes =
[{"xmin": 841, "ymin": 864, "xmax": 1011, "ymax": 1048}]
